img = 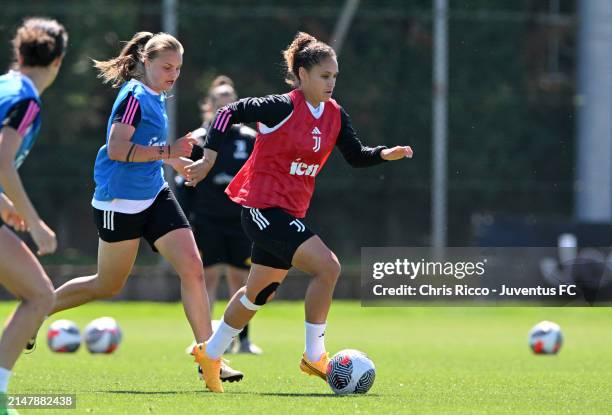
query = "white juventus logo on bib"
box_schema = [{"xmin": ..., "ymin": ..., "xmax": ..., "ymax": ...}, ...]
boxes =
[
  {"xmin": 311, "ymin": 127, "xmax": 321, "ymax": 152},
  {"xmin": 290, "ymin": 219, "xmax": 306, "ymax": 232}
]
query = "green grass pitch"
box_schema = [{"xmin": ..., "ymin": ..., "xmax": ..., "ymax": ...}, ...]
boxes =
[{"xmin": 1, "ymin": 301, "xmax": 611, "ymax": 414}]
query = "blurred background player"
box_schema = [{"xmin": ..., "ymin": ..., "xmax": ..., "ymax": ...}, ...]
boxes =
[
  {"xmin": 0, "ymin": 17, "xmax": 67, "ymax": 412},
  {"xmin": 184, "ymin": 31, "xmax": 412, "ymax": 385},
  {"xmin": 35, "ymin": 32, "xmax": 240, "ymax": 392},
  {"xmin": 178, "ymin": 75, "xmax": 262, "ymax": 355}
]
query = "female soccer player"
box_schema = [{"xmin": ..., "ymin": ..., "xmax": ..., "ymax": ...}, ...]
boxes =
[
  {"xmin": 45, "ymin": 32, "xmax": 241, "ymax": 392},
  {"xmin": 0, "ymin": 17, "xmax": 67, "ymax": 406},
  {"xmin": 178, "ymin": 76, "xmax": 262, "ymax": 355},
  {"xmin": 184, "ymin": 32, "xmax": 412, "ymax": 385}
]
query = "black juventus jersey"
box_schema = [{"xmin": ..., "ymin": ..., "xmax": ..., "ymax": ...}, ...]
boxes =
[
  {"xmin": 204, "ymin": 94, "xmax": 387, "ymax": 168},
  {"xmin": 177, "ymin": 123, "xmax": 255, "ymax": 220}
]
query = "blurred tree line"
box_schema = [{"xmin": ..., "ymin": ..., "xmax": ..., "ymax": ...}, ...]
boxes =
[{"xmin": 0, "ymin": 0, "xmax": 575, "ymax": 263}]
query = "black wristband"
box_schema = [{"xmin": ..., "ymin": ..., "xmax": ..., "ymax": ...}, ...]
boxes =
[{"xmin": 126, "ymin": 143, "xmax": 136, "ymax": 162}]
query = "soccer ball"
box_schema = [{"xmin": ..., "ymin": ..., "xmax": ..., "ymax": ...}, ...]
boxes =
[
  {"xmin": 326, "ymin": 349, "xmax": 376, "ymax": 395},
  {"xmin": 528, "ymin": 321, "xmax": 563, "ymax": 354},
  {"xmin": 47, "ymin": 319, "xmax": 81, "ymax": 353},
  {"xmin": 84, "ymin": 317, "xmax": 122, "ymax": 354}
]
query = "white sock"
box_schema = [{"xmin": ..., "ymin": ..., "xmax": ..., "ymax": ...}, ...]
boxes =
[
  {"xmin": 305, "ymin": 321, "xmax": 327, "ymax": 362},
  {"xmin": 0, "ymin": 367, "xmax": 11, "ymax": 393},
  {"xmin": 205, "ymin": 319, "xmax": 242, "ymax": 359}
]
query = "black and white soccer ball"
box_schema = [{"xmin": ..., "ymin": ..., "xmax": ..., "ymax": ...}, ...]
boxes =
[
  {"xmin": 326, "ymin": 349, "xmax": 376, "ymax": 395},
  {"xmin": 47, "ymin": 319, "xmax": 81, "ymax": 353},
  {"xmin": 84, "ymin": 317, "xmax": 122, "ymax": 354},
  {"xmin": 528, "ymin": 320, "xmax": 563, "ymax": 354}
]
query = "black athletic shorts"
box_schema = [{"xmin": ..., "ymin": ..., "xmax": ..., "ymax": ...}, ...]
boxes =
[
  {"xmin": 240, "ymin": 207, "xmax": 315, "ymax": 270},
  {"xmin": 93, "ymin": 187, "xmax": 190, "ymax": 252},
  {"xmin": 193, "ymin": 215, "xmax": 251, "ymax": 269}
]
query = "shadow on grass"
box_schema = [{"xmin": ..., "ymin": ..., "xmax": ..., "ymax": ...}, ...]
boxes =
[
  {"xmin": 98, "ymin": 390, "xmax": 380, "ymax": 398},
  {"xmin": 244, "ymin": 392, "xmax": 380, "ymax": 398},
  {"xmin": 98, "ymin": 390, "xmax": 202, "ymax": 395}
]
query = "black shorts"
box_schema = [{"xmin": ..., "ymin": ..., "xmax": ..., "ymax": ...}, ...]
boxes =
[
  {"xmin": 240, "ymin": 207, "xmax": 315, "ymax": 270},
  {"xmin": 0, "ymin": 216, "xmax": 4, "ymax": 228},
  {"xmin": 93, "ymin": 187, "xmax": 190, "ymax": 252},
  {"xmin": 193, "ymin": 216, "xmax": 251, "ymax": 269}
]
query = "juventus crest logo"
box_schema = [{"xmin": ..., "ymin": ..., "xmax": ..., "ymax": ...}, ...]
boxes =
[
  {"xmin": 311, "ymin": 127, "xmax": 321, "ymax": 152},
  {"xmin": 289, "ymin": 219, "xmax": 306, "ymax": 232}
]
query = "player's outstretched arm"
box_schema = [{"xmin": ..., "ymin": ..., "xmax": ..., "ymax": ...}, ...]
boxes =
[
  {"xmin": 336, "ymin": 108, "xmax": 414, "ymax": 167},
  {"xmin": 381, "ymin": 146, "xmax": 413, "ymax": 160}
]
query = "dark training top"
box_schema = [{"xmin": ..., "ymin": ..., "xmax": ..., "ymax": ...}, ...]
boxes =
[
  {"xmin": 204, "ymin": 94, "xmax": 387, "ymax": 168},
  {"xmin": 178, "ymin": 124, "xmax": 255, "ymax": 221}
]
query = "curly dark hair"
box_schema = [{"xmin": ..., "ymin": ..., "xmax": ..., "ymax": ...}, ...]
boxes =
[{"xmin": 282, "ymin": 31, "xmax": 336, "ymax": 87}]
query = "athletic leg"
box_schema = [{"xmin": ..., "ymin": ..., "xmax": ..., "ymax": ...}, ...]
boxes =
[
  {"xmin": 155, "ymin": 227, "xmax": 246, "ymax": 393},
  {"xmin": 154, "ymin": 228, "xmax": 212, "ymax": 343},
  {"xmin": 0, "ymin": 227, "xmax": 54, "ymax": 375},
  {"xmin": 292, "ymin": 235, "xmax": 341, "ymax": 324},
  {"xmin": 292, "ymin": 236, "xmax": 341, "ymax": 378},
  {"xmin": 226, "ymin": 265, "xmax": 262, "ymax": 353},
  {"xmin": 51, "ymin": 238, "xmax": 139, "ymax": 314},
  {"xmin": 206, "ymin": 263, "xmax": 287, "ymax": 360}
]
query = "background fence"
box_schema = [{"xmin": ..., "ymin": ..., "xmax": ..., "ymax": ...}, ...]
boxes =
[{"xmin": 0, "ymin": 0, "xmax": 576, "ymax": 274}]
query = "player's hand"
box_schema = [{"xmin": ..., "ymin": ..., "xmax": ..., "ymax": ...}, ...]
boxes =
[
  {"xmin": 381, "ymin": 146, "xmax": 413, "ymax": 161},
  {"xmin": 168, "ymin": 157, "xmax": 192, "ymax": 177},
  {"xmin": 29, "ymin": 219, "xmax": 57, "ymax": 256},
  {"xmin": 184, "ymin": 148, "xmax": 218, "ymax": 187},
  {"xmin": 169, "ymin": 132, "xmax": 198, "ymax": 158},
  {"xmin": 0, "ymin": 198, "xmax": 27, "ymax": 232}
]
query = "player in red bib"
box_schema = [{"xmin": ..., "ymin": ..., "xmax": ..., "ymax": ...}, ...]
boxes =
[{"xmin": 185, "ymin": 32, "xmax": 412, "ymax": 384}]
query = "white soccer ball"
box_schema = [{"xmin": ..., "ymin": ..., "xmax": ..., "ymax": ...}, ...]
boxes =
[
  {"xmin": 84, "ymin": 317, "xmax": 122, "ymax": 354},
  {"xmin": 326, "ymin": 349, "xmax": 376, "ymax": 395},
  {"xmin": 528, "ymin": 320, "xmax": 563, "ymax": 354},
  {"xmin": 47, "ymin": 319, "xmax": 81, "ymax": 353}
]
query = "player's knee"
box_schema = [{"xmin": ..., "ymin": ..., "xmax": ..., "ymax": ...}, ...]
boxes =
[
  {"xmin": 254, "ymin": 281, "xmax": 280, "ymax": 305},
  {"xmin": 99, "ymin": 285, "xmax": 123, "ymax": 299},
  {"xmin": 179, "ymin": 255, "xmax": 205, "ymax": 284},
  {"xmin": 37, "ymin": 288, "xmax": 55, "ymax": 316},
  {"xmin": 24, "ymin": 277, "xmax": 55, "ymax": 315},
  {"xmin": 317, "ymin": 255, "xmax": 341, "ymax": 284},
  {"xmin": 182, "ymin": 268, "xmax": 205, "ymax": 285},
  {"xmin": 242, "ymin": 282, "xmax": 281, "ymax": 310},
  {"xmin": 95, "ymin": 277, "xmax": 125, "ymax": 299}
]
